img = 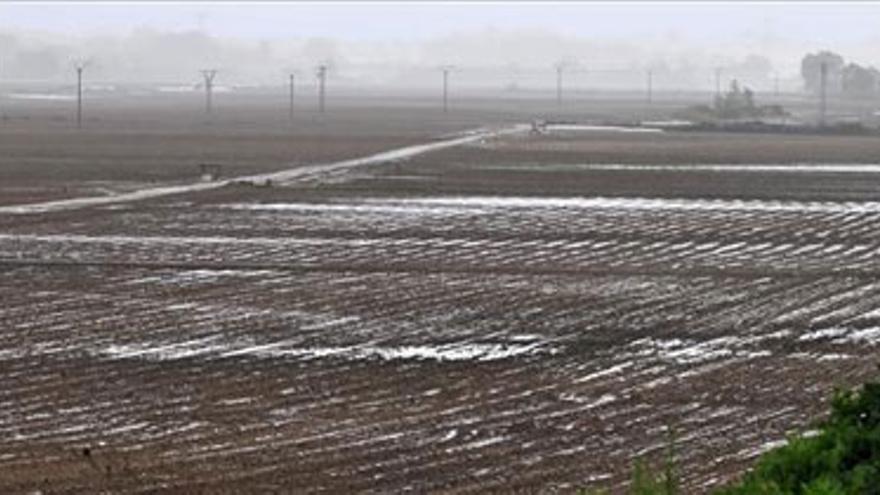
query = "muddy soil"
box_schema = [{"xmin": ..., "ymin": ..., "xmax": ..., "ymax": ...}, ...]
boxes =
[{"xmin": 3, "ymin": 100, "xmax": 880, "ymax": 494}]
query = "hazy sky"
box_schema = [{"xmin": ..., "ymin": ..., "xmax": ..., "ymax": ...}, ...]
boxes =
[
  {"xmin": 3, "ymin": 2, "xmax": 880, "ymax": 87},
  {"xmin": 3, "ymin": 2, "xmax": 880, "ymax": 45}
]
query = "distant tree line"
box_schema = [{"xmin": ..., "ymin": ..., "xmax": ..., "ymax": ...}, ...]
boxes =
[{"xmin": 802, "ymin": 51, "xmax": 880, "ymax": 98}]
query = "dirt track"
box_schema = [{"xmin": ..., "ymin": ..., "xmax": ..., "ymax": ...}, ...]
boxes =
[{"xmin": 3, "ymin": 108, "xmax": 880, "ymax": 493}]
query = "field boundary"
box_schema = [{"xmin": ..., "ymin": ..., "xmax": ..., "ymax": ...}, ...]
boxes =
[{"xmin": 0, "ymin": 125, "xmax": 524, "ymax": 215}]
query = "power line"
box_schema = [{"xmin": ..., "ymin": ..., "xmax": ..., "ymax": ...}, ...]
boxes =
[
  {"xmin": 200, "ymin": 69, "xmax": 218, "ymax": 116},
  {"xmin": 76, "ymin": 64, "xmax": 84, "ymax": 128},
  {"xmin": 441, "ymin": 65, "xmax": 454, "ymax": 113},
  {"xmin": 316, "ymin": 65, "xmax": 327, "ymax": 113},
  {"xmin": 288, "ymin": 73, "xmax": 295, "ymax": 124},
  {"xmin": 819, "ymin": 61, "xmax": 828, "ymax": 127},
  {"xmin": 555, "ymin": 62, "xmax": 565, "ymax": 107}
]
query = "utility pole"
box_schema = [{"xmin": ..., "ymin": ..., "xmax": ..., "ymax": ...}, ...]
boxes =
[
  {"xmin": 646, "ymin": 69, "xmax": 653, "ymax": 105},
  {"xmin": 200, "ymin": 69, "xmax": 218, "ymax": 116},
  {"xmin": 443, "ymin": 68, "xmax": 448, "ymax": 112},
  {"xmin": 819, "ymin": 61, "xmax": 828, "ymax": 127},
  {"xmin": 316, "ymin": 65, "xmax": 327, "ymax": 113},
  {"xmin": 76, "ymin": 64, "xmax": 84, "ymax": 128},
  {"xmin": 555, "ymin": 62, "xmax": 564, "ymax": 107},
  {"xmin": 441, "ymin": 66, "xmax": 453, "ymax": 113},
  {"xmin": 288, "ymin": 73, "xmax": 295, "ymax": 124}
]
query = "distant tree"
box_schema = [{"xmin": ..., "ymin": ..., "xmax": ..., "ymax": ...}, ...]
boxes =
[
  {"xmin": 842, "ymin": 63, "xmax": 880, "ymax": 98},
  {"xmin": 801, "ymin": 51, "xmax": 845, "ymax": 94},
  {"xmin": 713, "ymin": 80, "xmax": 760, "ymax": 119}
]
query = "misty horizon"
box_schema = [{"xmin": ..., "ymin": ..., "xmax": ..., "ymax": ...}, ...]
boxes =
[{"xmin": 3, "ymin": 2, "xmax": 880, "ymax": 93}]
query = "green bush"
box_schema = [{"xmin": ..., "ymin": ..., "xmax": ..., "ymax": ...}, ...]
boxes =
[
  {"xmin": 579, "ymin": 381, "xmax": 880, "ymax": 494},
  {"xmin": 719, "ymin": 381, "xmax": 880, "ymax": 495}
]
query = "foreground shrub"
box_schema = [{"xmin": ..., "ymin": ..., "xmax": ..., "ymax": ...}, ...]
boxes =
[
  {"xmin": 579, "ymin": 380, "xmax": 880, "ymax": 494},
  {"xmin": 580, "ymin": 429, "xmax": 679, "ymax": 495},
  {"xmin": 720, "ymin": 380, "xmax": 880, "ymax": 495}
]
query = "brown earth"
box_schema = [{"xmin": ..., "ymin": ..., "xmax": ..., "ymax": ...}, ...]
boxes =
[{"xmin": 2, "ymin": 96, "xmax": 880, "ymax": 494}]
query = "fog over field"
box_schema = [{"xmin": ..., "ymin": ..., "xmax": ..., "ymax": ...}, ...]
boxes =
[{"xmin": 3, "ymin": 2, "xmax": 880, "ymax": 91}]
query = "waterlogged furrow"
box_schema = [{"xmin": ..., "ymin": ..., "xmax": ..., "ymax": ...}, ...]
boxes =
[
  {"xmin": 3, "ymin": 234, "xmax": 880, "ymax": 277},
  {"xmin": 7, "ymin": 196, "xmax": 880, "ymax": 279},
  {"xmin": 3, "ymin": 192, "xmax": 880, "ymax": 492}
]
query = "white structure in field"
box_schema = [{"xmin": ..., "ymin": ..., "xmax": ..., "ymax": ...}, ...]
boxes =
[{"xmin": 199, "ymin": 163, "xmax": 222, "ymax": 182}]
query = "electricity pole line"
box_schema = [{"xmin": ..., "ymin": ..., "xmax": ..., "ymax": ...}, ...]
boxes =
[
  {"xmin": 819, "ymin": 61, "xmax": 828, "ymax": 127},
  {"xmin": 555, "ymin": 62, "xmax": 564, "ymax": 107},
  {"xmin": 316, "ymin": 65, "xmax": 327, "ymax": 113},
  {"xmin": 288, "ymin": 73, "xmax": 295, "ymax": 123},
  {"xmin": 76, "ymin": 64, "xmax": 84, "ymax": 128},
  {"xmin": 200, "ymin": 69, "xmax": 218, "ymax": 116},
  {"xmin": 441, "ymin": 65, "xmax": 453, "ymax": 113}
]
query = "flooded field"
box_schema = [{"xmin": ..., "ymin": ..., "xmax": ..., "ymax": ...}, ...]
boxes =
[{"xmin": 3, "ymin": 122, "xmax": 880, "ymax": 493}]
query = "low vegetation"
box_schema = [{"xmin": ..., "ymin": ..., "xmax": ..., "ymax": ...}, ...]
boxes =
[
  {"xmin": 720, "ymin": 378, "xmax": 880, "ymax": 495},
  {"xmin": 681, "ymin": 80, "xmax": 787, "ymax": 123},
  {"xmin": 586, "ymin": 377, "xmax": 880, "ymax": 494}
]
